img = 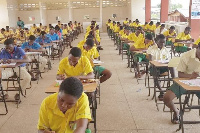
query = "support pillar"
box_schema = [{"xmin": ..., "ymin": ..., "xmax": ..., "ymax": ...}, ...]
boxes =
[
  {"xmin": 160, "ymin": 0, "xmax": 169, "ymax": 23},
  {"xmin": 145, "ymin": 0, "xmax": 151, "ymax": 22}
]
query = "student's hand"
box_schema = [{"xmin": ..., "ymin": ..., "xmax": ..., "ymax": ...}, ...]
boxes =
[
  {"xmin": 25, "ymin": 48, "xmax": 30, "ymax": 52},
  {"xmin": 56, "ymin": 75, "xmax": 65, "ymax": 80},
  {"xmin": 190, "ymin": 72, "xmax": 199, "ymax": 79}
]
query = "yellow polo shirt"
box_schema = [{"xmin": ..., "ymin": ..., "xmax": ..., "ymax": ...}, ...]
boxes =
[
  {"xmin": 123, "ymin": 20, "xmax": 129, "ymax": 24},
  {"xmin": 78, "ymin": 46, "xmax": 99, "ymax": 60},
  {"xmin": 194, "ymin": 38, "xmax": 200, "ymax": 45},
  {"xmin": 37, "ymin": 93, "xmax": 91, "ymax": 133},
  {"xmin": 163, "ymin": 30, "xmax": 176, "ymax": 41},
  {"xmin": 174, "ymin": 32, "xmax": 191, "ymax": 46},
  {"xmin": 177, "ymin": 48, "xmax": 200, "ymax": 74},
  {"xmin": 119, "ymin": 30, "xmax": 124, "ymax": 36},
  {"xmin": 4, "ymin": 30, "xmax": 14, "ymax": 36},
  {"xmin": 146, "ymin": 24, "xmax": 156, "ymax": 32},
  {"xmin": 133, "ymin": 38, "xmax": 153, "ymax": 49},
  {"xmin": 57, "ymin": 56, "xmax": 93, "ymax": 77},
  {"xmin": 121, "ymin": 34, "xmax": 128, "ymax": 39},
  {"xmin": 30, "ymin": 27, "xmax": 37, "ymax": 33},
  {"xmin": 128, "ymin": 33, "xmax": 144, "ymax": 42},
  {"xmin": 133, "ymin": 23, "xmax": 141, "ymax": 28},
  {"xmin": 63, "ymin": 29, "xmax": 68, "ymax": 35},
  {"xmin": 114, "ymin": 26, "xmax": 120, "ymax": 33},
  {"xmin": 147, "ymin": 45, "xmax": 169, "ymax": 60}
]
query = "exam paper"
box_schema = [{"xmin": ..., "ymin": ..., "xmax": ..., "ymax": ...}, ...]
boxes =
[
  {"xmin": 179, "ymin": 79, "xmax": 200, "ymax": 87},
  {"xmin": 93, "ymin": 60, "xmax": 104, "ymax": 64},
  {"xmin": 0, "ymin": 63, "xmax": 16, "ymax": 67}
]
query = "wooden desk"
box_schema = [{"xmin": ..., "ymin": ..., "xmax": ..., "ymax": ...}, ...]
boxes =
[
  {"xmin": 173, "ymin": 78, "xmax": 200, "ymax": 133},
  {"xmin": 150, "ymin": 60, "xmax": 168, "ymax": 67},
  {"xmin": 45, "ymin": 81, "xmax": 98, "ymax": 94}
]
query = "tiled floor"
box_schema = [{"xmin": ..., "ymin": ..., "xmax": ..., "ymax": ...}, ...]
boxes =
[{"xmin": 0, "ymin": 33, "xmax": 200, "ymax": 133}]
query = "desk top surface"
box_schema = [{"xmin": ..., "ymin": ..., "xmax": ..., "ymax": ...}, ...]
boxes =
[
  {"xmin": 150, "ymin": 60, "xmax": 168, "ymax": 67},
  {"xmin": 173, "ymin": 78, "xmax": 200, "ymax": 91}
]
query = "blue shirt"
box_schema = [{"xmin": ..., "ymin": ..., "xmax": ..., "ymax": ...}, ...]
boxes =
[
  {"xmin": 0, "ymin": 47, "xmax": 26, "ymax": 67},
  {"xmin": 35, "ymin": 36, "xmax": 52, "ymax": 44},
  {"xmin": 47, "ymin": 33, "xmax": 59, "ymax": 41},
  {"xmin": 21, "ymin": 42, "xmax": 41, "ymax": 50}
]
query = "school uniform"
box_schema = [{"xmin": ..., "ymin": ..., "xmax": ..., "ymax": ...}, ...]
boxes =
[
  {"xmin": 174, "ymin": 32, "xmax": 191, "ymax": 53},
  {"xmin": 163, "ymin": 30, "xmax": 176, "ymax": 45}
]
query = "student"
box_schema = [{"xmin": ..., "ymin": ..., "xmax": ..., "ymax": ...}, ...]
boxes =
[
  {"xmin": 35, "ymin": 31, "xmax": 52, "ymax": 46},
  {"xmin": 163, "ymin": 44, "xmax": 200, "ymax": 124},
  {"xmin": 17, "ymin": 17, "xmax": 25, "ymax": 29},
  {"xmin": 56, "ymin": 47, "xmax": 94, "ymax": 80},
  {"xmin": 38, "ymin": 77, "xmax": 91, "ymax": 133},
  {"xmin": 0, "ymin": 38, "xmax": 31, "ymax": 100},
  {"xmin": 146, "ymin": 21, "xmax": 156, "ymax": 36},
  {"xmin": 155, "ymin": 24, "xmax": 167, "ymax": 37},
  {"xmin": 30, "ymin": 24, "xmax": 37, "ymax": 33},
  {"xmin": 58, "ymin": 21, "xmax": 62, "ymax": 28},
  {"xmin": 192, "ymin": 36, "xmax": 200, "ymax": 48},
  {"xmin": 47, "ymin": 27, "xmax": 59, "ymax": 41},
  {"xmin": 127, "ymin": 26, "xmax": 144, "ymax": 43},
  {"xmin": 130, "ymin": 34, "xmax": 154, "ymax": 78},
  {"xmin": 163, "ymin": 26, "xmax": 177, "ymax": 46},
  {"xmin": 4, "ymin": 26, "xmax": 14, "ymax": 38},
  {"xmin": 147, "ymin": 34, "xmax": 172, "ymax": 100},
  {"xmin": 21, "ymin": 35, "xmax": 47, "ymax": 80},
  {"xmin": 174, "ymin": 27, "xmax": 193, "ymax": 53},
  {"xmin": 78, "ymin": 38, "xmax": 112, "ymax": 83},
  {"xmin": 123, "ymin": 18, "xmax": 129, "ymax": 26}
]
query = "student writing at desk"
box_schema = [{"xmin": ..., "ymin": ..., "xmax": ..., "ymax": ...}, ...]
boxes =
[
  {"xmin": 21, "ymin": 35, "xmax": 47, "ymax": 80},
  {"xmin": 0, "ymin": 38, "xmax": 31, "ymax": 100},
  {"xmin": 164, "ymin": 44, "xmax": 200, "ymax": 124},
  {"xmin": 130, "ymin": 34, "xmax": 154, "ymax": 78},
  {"xmin": 38, "ymin": 77, "xmax": 91, "ymax": 133},
  {"xmin": 78, "ymin": 38, "xmax": 112, "ymax": 83},
  {"xmin": 147, "ymin": 34, "xmax": 173, "ymax": 100},
  {"xmin": 56, "ymin": 47, "xmax": 94, "ymax": 80}
]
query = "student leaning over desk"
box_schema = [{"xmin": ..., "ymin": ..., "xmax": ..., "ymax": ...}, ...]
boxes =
[
  {"xmin": 56, "ymin": 47, "xmax": 94, "ymax": 80},
  {"xmin": 0, "ymin": 38, "xmax": 31, "ymax": 100},
  {"xmin": 78, "ymin": 38, "xmax": 112, "ymax": 83},
  {"xmin": 163, "ymin": 26, "xmax": 177, "ymax": 46},
  {"xmin": 38, "ymin": 77, "xmax": 91, "ymax": 133},
  {"xmin": 164, "ymin": 44, "xmax": 200, "ymax": 124}
]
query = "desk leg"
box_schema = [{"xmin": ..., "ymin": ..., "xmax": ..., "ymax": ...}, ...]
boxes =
[{"xmin": 177, "ymin": 86, "xmax": 184, "ymax": 133}]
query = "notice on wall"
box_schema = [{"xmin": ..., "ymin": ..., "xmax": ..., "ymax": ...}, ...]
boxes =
[
  {"xmin": 191, "ymin": 0, "xmax": 200, "ymax": 19},
  {"xmin": 29, "ymin": 17, "xmax": 35, "ymax": 21},
  {"xmin": 84, "ymin": 15, "xmax": 90, "ymax": 20}
]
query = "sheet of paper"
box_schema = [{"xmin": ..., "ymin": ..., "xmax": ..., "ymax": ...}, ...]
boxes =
[
  {"xmin": 93, "ymin": 60, "xmax": 104, "ymax": 64},
  {"xmin": 156, "ymin": 60, "xmax": 169, "ymax": 64},
  {"xmin": 0, "ymin": 63, "xmax": 16, "ymax": 67},
  {"xmin": 179, "ymin": 79, "xmax": 200, "ymax": 87},
  {"xmin": 25, "ymin": 52, "xmax": 41, "ymax": 55}
]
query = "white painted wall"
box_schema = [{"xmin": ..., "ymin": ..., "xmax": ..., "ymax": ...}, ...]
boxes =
[
  {"xmin": 0, "ymin": 0, "xmax": 9, "ymax": 28},
  {"xmin": 7, "ymin": 0, "xmax": 19, "ymax": 28},
  {"xmin": 46, "ymin": 9, "xmax": 69, "ymax": 24},
  {"xmin": 18, "ymin": 10, "xmax": 41, "ymax": 25},
  {"xmin": 130, "ymin": 0, "xmax": 145, "ymax": 24}
]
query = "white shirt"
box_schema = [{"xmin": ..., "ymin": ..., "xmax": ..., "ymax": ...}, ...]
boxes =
[
  {"xmin": 155, "ymin": 27, "xmax": 167, "ymax": 36},
  {"xmin": 147, "ymin": 45, "xmax": 170, "ymax": 60}
]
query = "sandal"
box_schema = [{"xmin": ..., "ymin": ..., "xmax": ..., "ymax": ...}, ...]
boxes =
[
  {"xmin": 158, "ymin": 94, "xmax": 164, "ymax": 101},
  {"xmin": 172, "ymin": 112, "xmax": 180, "ymax": 124}
]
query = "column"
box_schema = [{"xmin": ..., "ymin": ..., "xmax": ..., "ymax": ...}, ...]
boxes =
[
  {"xmin": 39, "ymin": 2, "xmax": 47, "ymax": 25},
  {"xmin": 68, "ymin": 0, "xmax": 72, "ymax": 21},
  {"xmin": 160, "ymin": 0, "xmax": 169, "ymax": 23},
  {"xmin": 0, "ymin": 0, "xmax": 9, "ymax": 27},
  {"xmin": 189, "ymin": 0, "xmax": 200, "ymax": 40},
  {"xmin": 100, "ymin": 0, "xmax": 103, "ymax": 32},
  {"xmin": 145, "ymin": 0, "xmax": 151, "ymax": 22}
]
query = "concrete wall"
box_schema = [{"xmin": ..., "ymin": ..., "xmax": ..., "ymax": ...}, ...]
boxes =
[
  {"xmin": 0, "ymin": 0, "xmax": 9, "ymax": 28},
  {"xmin": 7, "ymin": 0, "xmax": 19, "ymax": 28}
]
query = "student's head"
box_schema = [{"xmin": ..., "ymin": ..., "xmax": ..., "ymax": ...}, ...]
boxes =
[
  {"xmin": 18, "ymin": 17, "xmax": 20, "ymax": 21},
  {"xmin": 126, "ymin": 18, "xmax": 128, "ymax": 20},
  {"xmin": 18, "ymin": 25, "xmax": 22, "ymax": 29},
  {"xmin": 184, "ymin": 27, "xmax": 191, "ymax": 35},
  {"xmin": 169, "ymin": 26, "xmax": 175, "ymax": 32},
  {"xmin": 108, "ymin": 19, "xmax": 111, "ymax": 22},
  {"xmin": 40, "ymin": 31, "xmax": 46, "ymax": 39},
  {"xmin": 57, "ymin": 77, "xmax": 83, "ymax": 112},
  {"xmin": 156, "ymin": 34, "xmax": 166, "ymax": 49},
  {"xmin": 64, "ymin": 24, "xmax": 68, "ymax": 28},
  {"xmin": 58, "ymin": 21, "xmax": 61, "ymax": 24},
  {"xmin": 29, "ymin": 35, "xmax": 36, "ymax": 45},
  {"xmin": 1, "ymin": 28, "xmax": 5, "ymax": 33},
  {"xmin": 49, "ymin": 27, "xmax": 55, "ymax": 34},
  {"xmin": 84, "ymin": 38, "xmax": 94, "ymax": 51},
  {"xmin": 87, "ymin": 35, "xmax": 93, "ymax": 39},
  {"xmin": 68, "ymin": 47, "xmax": 82, "ymax": 66},
  {"xmin": 40, "ymin": 23, "xmax": 42, "ymax": 26},
  {"xmin": 144, "ymin": 34, "xmax": 153, "ymax": 44},
  {"xmin": 136, "ymin": 20, "xmax": 139, "ymax": 24},
  {"xmin": 160, "ymin": 24, "xmax": 165, "ymax": 30},
  {"xmin": 6, "ymin": 26, "xmax": 9, "ymax": 31},
  {"xmin": 4, "ymin": 38, "xmax": 15, "ymax": 53},
  {"xmin": 49, "ymin": 24, "xmax": 52, "ymax": 27},
  {"xmin": 145, "ymin": 22, "xmax": 148, "ymax": 25},
  {"xmin": 156, "ymin": 22, "xmax": 160, "ymax": 27},
  {"xmin": 113, "ymin": 21, "xmax": 116, "ymax": 25},
  {"xmin": 136, "ymin": 26, "xmax": 142, "ymax": 34},
  {"xmin": 33, "ymin": 24, "xmax": 36, "ymax": 27},
  {"xmin": 119, "ymin": 26, "xmax": 123, "ymax": 30},
  {"xmin": 36, "ymin": 28, "xmax": 41, "ymax": 33},
  {"xmin": 55, "ymin": 25, "xmax": 60, "ymax": 33},
  {"xmin": 149, "ymin": 21, "xmax": 153, "ymax": 26}
]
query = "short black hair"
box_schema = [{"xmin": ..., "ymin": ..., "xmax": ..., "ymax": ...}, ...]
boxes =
[
  {"xmin": 156, "ymin": 34, "xmax": 165, "ymax": 40},
  {"xmin": 86, "ymin": 38, "xmax": 94, "ymax": 47},
  {"xmin": 69, "ymin": 47, "xmax": 82, "ymax": 57},
  {"xmin": 170, "ymin": 26, "xmax": 175, "ymax": 29},
  {"xmin": 149, "ymin": 21, "xmax": 153, "ymax": 25},
  {"xmin": 59, "ymin": 77, "xmax": 83, "ymax": 99},
  {"xmin": 29, "ymin": 35, "xmax": 36, "ymax": 40},
  {"xmin": 40, "ymin": 31, "xmax": 46, "ymax": 35},
  {"xmin": 145, "ymin": 34, "xmax": 153, "ymax": 40},
  {"xmin": 156, "ymin": 22, "xmax": 160, "ymax": 25},
  {"xmin": 4, "ymin": 38, "xmax": 14, "ymax": 45},
  {"xmin": 185, "ymin": 26, "xmax": 191, "ymax": 31},
  {"xmin": 161, "ymin": 24, "xmax": 165, "ymax": 27}
]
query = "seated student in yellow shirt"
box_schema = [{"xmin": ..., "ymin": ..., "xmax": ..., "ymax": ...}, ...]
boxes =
[
  {"xmin": 4, "ymin": 26, "xmax": 14, "ymax": 38},
  {"xmin": 193, "ymin": 37, "xmax": 200, "ymax": 48},
  {"xmin": 30, "ymin": 24, "xmax": 37, "ymax": 33},
  {"xmin": 174, "ymin": 27, "xmax": 193, "ymax": 53},
  {"xmin": 146, "ymin": 21, "xmax": 156, "ymax": 37},
  {"xmin": 163, "ymin": 26, "xmax": 177, "ymax": 46},
  {"xmin": 63, "ymin": 24, "xmax": 69, "ymax": 36},
  {"xmin": 38, "ymin": 77, "xmax": 91, "ymax": 133},
  {"xmin": 24, "ymin": 28, "xmax": 33, "ymax": 39},
  {"xmin": 123, "ymin": 18, "xmax": 129, "ymax": 26},
  {"xmin": 155, "ymin": 24, "xmax": 167, "ymax": 38},
  {"xmin": 127, "ymin": 26, "xmax": 144, "ymax": 43},
  {"xmin": 130, "ymin": 34, "xmax": 154, "ymax": 78},
  {"xmin": 43, "ymin": 26, "xmax": 49, "ymax": 34},
  {"xmin": 15, "ymin": 25, "xmax": 23, "ymax": 35},
  {"xmin": 164, "ymin": 44, "xmax": 200, "ymax": 124},
  {"xmin": 78, "ymin": 38, "xmax": 112, "ymax": 83},
  {"xmin": 133, "ymin": 19, "xmax": 141, "ymax": 28},
  {"xmin": 142, "ymin": 22, "xmax": 148, "ymax": 32},
  {"xmin": 57, "ymin": 47, "xmax": 94, "ymax": 80},
  {"xmin": 147, "ymin": 34, "xmax": 173, "ymax": 100}
]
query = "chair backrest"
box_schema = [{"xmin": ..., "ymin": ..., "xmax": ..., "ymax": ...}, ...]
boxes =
[{"xmin": 168, "ymin": 57, "xmax": 180, "ymax": 68}]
